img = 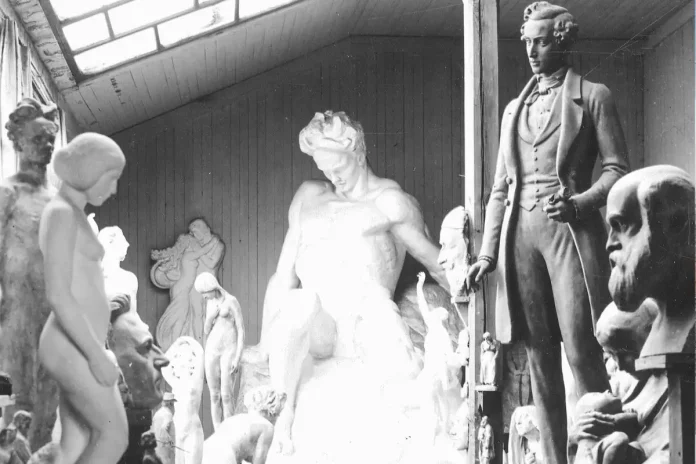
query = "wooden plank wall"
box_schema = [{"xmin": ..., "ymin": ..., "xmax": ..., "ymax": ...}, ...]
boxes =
[
  {"xmin": 643, "ymin": 18, "xmax": 695, "ymax": 179},
  {"xmin": 100, "ymin": 36, "xmax": 645, "ymax": 347}
]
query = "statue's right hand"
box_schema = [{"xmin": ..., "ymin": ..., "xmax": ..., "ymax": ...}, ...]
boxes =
[
  {"xmin": 465, "ymin": 260, "xmax": 492, "ymax": 293},
  {"xmin": 88, "ymin": 352, "xmax": 120, "ymax": 387},
  {"xmin": 570, "ymin": 411, "xmax": 614, "ymax": 443}
]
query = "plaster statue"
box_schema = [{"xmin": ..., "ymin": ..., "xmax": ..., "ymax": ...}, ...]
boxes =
[
  {"xmin": 0, "ymin": 426, "xmax": 19, "ymax": 464},
  {"xmin": 465, "ymin": 2, "xmax": 629, "ymax": 462},
  {"xmin": 606, "ymin": 165, "xmax": 695, "ymax": 355},
  {"xmin": 202, "ymin": 386, "xmax": 287, "ymax": 464},
  {"xmin": 478, "ymin": 416, "xmax": 495, "ymax": 464},
  {"xmin": 38, "ymin": 133, "xmax": 127, "ymax": 464},
  {"xmin": 438, "ymin": 206, "xmax": 471, "ymax": 303},
  {"xmin": 0, "ymin": 98, "xmax": 60, "ymax": 451},
  {"xmin": 415, "ymin": 272, "xmax": 463, "ymax": 443},
  {"xmin": 508, "ymin": 406, "xmax": 543, "ymax": 464},
  {"xmin": 195, "ymin": 272, "xmax": 245, "ymax": 431},
  {"xmin": 568, "ymin": 299, "xmax": 664, "ymax": 464},
  {"xmin": 99, "ymin": 227, "xmax": 138, "ymax": 313},
  {"xmin": 479, "ymin": 332, "xmax": 501, "ymax": 387},
  {"xmin": 141, "ymin": 431, "xmax": 163, "ymax": 464},
  {"xmin": 11, "ymin": 411, "xmax": 32, "ymax": 464},
  {"xmin": 152, "ymin": 219, "xmax": 225, "ymax": 351},
  {"xmin": 87, "ymin": 213, "xmax": 99, "ymax": 236},
  {"xmin": 162, "ymin": 337, "xmax": 204, "ymax": 464},
  {"xmin": 152, "ymin": 393, "xmax": 176, "ymax": 464}
]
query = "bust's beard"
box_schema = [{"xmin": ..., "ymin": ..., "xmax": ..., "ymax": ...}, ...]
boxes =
[
  {"xmin": 446, "ymin": 263, "xmax": 469, "ymax": 298},
  {"xmin": 608, "ymin": 250, "xmax": 650, "ymax": 312}
]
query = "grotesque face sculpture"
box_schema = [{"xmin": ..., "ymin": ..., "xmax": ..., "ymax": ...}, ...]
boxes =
[
  {"xmin": 519, "ymin": 2, "xmax": 578, "ymax": 75},
  {"xmin": 109, "ymin": 299, "xmax": 169, "ymax": 409},
  {"xmin": 6, "ymin": 98, "xmax": 59, "ymax": 167},
  {"xmin": 606, "ymin": 166, "xmax": 695, "ymax": 313}
]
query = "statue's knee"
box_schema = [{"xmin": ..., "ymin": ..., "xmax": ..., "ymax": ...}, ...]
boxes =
[{"xmin": 605, "ymin": 431, "xmax": 630, "ymax": 448}]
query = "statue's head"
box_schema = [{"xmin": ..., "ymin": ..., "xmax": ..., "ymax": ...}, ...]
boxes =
[
  {"xmin": 606, "ymin": 165, "xmax": 695, "ymax": 314},
  {"xmin": 480, "ymin": 416, "xmax": 489, "ymax": 427},
  {"xmin": 194, "ymin": 272, "xmax": 223, "ymax": 301},
  {"xmin": 243, "ymin": 385, "xmax": 287, "ymax": 424},
  {"xmin": 53, "ymin": 133, "xmax": 126, "ymax": 207},
  {"xmin": 188, "ymin": 218, "xmax": 212, "ymax": 245},
  {"xmin": 299, "ymin": 111, "xmax": 368, "ymax": 194},
  {"xmin": 483, "ymin": 332, "xmax": 492, "ymax": 342},
  {"xmin": 575, "ymin": 391, "xmax": 622, "ymax": 417},
  {"xmin": 513, "ymin": 405, "xmax": 538, "ymax": 437},
  {"xmin": 162, "ymin": 336, "xmax": 204, "ymax": 391},
  {"xmin": 520, "ymin": 2, "xmax": 578, "ymax": 75},
  {"xmin": 11, "ymin": 410, "xmax": 31, "ymax": 437},
  {"xmin": 438, "ymin": 206, "xmax": 470, "ymax": 273},
  {"xmin": 108, "ymin": 294, "xmax": 169, "ymax": 408},
  {"xmin": 595, "ymin": 300, "xmax": 656, "ymax": 373},
  {"xmin": 0, "ymin": 427, "xmax": 15, "ymax": 448},
  {"xmin": 162, "ymin": 391, "xmax": 176, "ymax": 409},
  {"xmin": 98, "ymin": 226, "xmax": 129, "ymax": 261},
  {"xmin": 5, "ymin": 98, "xmax": 59, "ymax": 166},
  {"xmin": 139, "ymin": 431, "xmax": 157, "ymax": 451}
]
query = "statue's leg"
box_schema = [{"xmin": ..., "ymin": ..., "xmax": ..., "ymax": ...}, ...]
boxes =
[
  {"xmin": 268, "ymin": 289, "xmax": 336, "ymax": 455},
  {"xmin": 58, "ymin": 394, "xmax": 90, "ymax": 463},
  {"xmin": 29, "ymin": 360, "xmax": 59, "ymax": 451},
  {"xmin": 205, "ymin": 352, "xmax": 223, "ymax": 430},
  {"xmin": 594, "ymin": 431, "xmax": 639, "ymax": 464},
  {"xmin": 220, "ymin": 350, "xmax": 237, "ymax": 421}
]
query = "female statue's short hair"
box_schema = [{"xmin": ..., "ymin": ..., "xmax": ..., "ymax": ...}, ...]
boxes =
[
  {"xmin": 194, "ymin": 272, "xmax": 222, "ymax": 294},
  {"xmin": 53, "ymin": 133, "xmax": 125, "ymax": 191},
  {"xmin": 5, "ymin": 97, "xmax": 59, "ymax": 152},
  {"xmin": 520, "ymin": 2, "xmax": 579, "ymax": 50}
]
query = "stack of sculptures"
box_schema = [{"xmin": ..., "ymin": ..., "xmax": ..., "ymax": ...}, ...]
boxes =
[{"xmin": 151, "ymin": 219, "xmax": 225, "ymax": 351}]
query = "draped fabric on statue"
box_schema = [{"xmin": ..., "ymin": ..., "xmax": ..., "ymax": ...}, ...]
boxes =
[{"xmin": 0, "ymin": 15, "xmax": 32, "ymax": 178}]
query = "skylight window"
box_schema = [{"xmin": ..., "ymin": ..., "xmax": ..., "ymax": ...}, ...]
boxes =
[{"xmin": 42, "ymin": 0, "xmax": 301, "ymax": 80}]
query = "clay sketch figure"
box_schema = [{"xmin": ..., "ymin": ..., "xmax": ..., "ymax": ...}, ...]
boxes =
[
  {"xmin": 465, "ymin": 3, "xmax": 630, "ymax": 462},
  {"xmin": 38, "ymin": 133, "xmax": 128, "ymax": 464},
  {"xmin": 152, "ymin": 219, "xmax": 225, "ymax": 351},
  {"xmin": 478, "ymin": 416, "xmax": 495, "ymax": 464},
  {"xmin": 162, "ymin": 337, "xmax": 204, "ymax": 464},
  {"xmin": 195, "ymin": 272, "xmax": 245, "ymax": 431},
  {"xmin": 0, "ymin": 98, "xmax": 60, "ymax": 451},
  {"xmin": 99, "ymin": 227, "xmax": 139, "ymax": 313},
  {"xmin": 202, "ymin": 386, "xmax": 287, "ymax": 464},
  {"xmin": 479, "ymin": 332, "xmax": 501, "ymax": 387},
  {"xmin": 141, "ymin": 431, "xmax": 163, "ymax": 464},
  {"xmin": 438, "ymin": 206, "xmax": 471, "ymax": 303},
  {"xmin": 508, "ymin": 406, "xmax": 543, "ymax": 464},
  {"xmin": 262, "ymin": 110, "xmax": 449, "ymax": 456},
  {"xmin": 152, "ymin": 393, "xmax": 176, "ymax": 464}
]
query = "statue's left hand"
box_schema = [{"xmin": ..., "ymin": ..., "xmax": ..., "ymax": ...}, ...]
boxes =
[
  {"xmin": 543, "ymin": 198, "xmax": 576, "ymax": 223},
  {"xmin": 230, "ymin": 362, "xmax": 239, "ymax": 376}
]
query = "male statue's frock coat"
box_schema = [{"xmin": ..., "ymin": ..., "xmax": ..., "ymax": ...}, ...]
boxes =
[{"xmin": 479, "ymin": 68, "xmax": 630, "ymax": 343}]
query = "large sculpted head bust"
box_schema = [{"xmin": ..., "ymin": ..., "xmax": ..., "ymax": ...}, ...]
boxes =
[
  {"xmin": 606, "ymin": 165, "xmax": 695, "ymax": 354},
  {"xmin": 520, "ymin": 2, "xmax": 579, "ymax": 74},
  {"xmin": 108, "ymin": 294, "xmax": 169, "ymax": 408},
  {"xmin": 438, "ymin": 206, "xmax": 470, "ymax": 300},
  {"xmin": 5, "ymin": 98, "xmax": 59, "ymax": 168}
]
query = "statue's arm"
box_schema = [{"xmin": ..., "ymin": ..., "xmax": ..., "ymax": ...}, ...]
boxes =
[
  {"xmin": 203, "ymin": 300, "xmax": 219, "ymax": 337},
  {"xmin": 377, "ymin": 189, "xmax": 448, "ymax": 289},
  {"xmin": 251, "ymin": 423, "xmax": 275, "ymax": 464},
  {"xmin": 571, "ymin": 84, "xmax": 630, "ymax": 218},
  {"xmin": 478, "ymin": 108, "xmax": 513, "ymax": 267},
  {"xmin": 42, "ymin": 204, "xmax": 107, "ymax": 360},
  {"xmin": 415, "ymin": 272, "xmax": 429, "ymax": 318},
  {"xmin": 198, "ymin": 237, "xmax": 225, "ymax": 269},
  {"xmin": 230, "ymin": 295, "xmax": 245, "ymax": 368}
]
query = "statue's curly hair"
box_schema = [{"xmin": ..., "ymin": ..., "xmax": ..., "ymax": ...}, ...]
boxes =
[
  {"xmin": 520, "ymin": 2, "xmax": 579, "ymax": 50},
  {"xmin": 5, "ymin": 98, "xmax": 58, "ymax": 153}
]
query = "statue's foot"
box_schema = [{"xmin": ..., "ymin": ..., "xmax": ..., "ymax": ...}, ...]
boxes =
[{"xmin": 274, "ymin": 408, "xmax": 296, "ymax": 456}]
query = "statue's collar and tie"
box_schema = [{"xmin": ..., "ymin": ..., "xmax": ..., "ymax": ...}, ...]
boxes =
[{"xmin": 525, "ymin": 66, "xmax": 568, "ymax": 105}]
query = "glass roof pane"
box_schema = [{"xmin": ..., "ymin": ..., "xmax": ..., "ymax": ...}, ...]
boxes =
[
  {"xmin": 239, "ymin": 0, "xmax": 295, "ymax": 19},
  {"xmin": 108, "ymin": 0, "xmax": 194, "ymax": 36},
  {"xmin": 49, "ymin": 0, "xmax": 122, "ymax": 21},
  {"xmin": 62, "ymin": 13, "xmax": 110, "ymax": 51},
  {"xmin": 158, "ymin": 0, "xmax": 236, "ymax": 47},
  {"xmin": 75, "ymin": 28, "xmax": 157, "ymax": 74}
]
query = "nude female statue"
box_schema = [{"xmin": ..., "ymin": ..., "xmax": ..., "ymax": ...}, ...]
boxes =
[
  {"xmin": 38, "ymin": 133, "xmax": 127, "ymax": 463},
  {"xmin": 162, "ymin": 337, "xmax": 204, "ymax": 464},
  {"xmin": 98, "ymin": 227, "xmax": 138, "ymax": 313},
  {"xmin": 195, "ymin": 272, "xmax": 245, "ymax": 431}
]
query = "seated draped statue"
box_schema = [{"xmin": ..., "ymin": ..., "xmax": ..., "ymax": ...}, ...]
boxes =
[
  {"xmin": 240, "ymin": 111, "xmax": 458, "ymax": 463},
  {"xmin": 98, "ymin": 226, "xmax": 139, "ymax": 313},
  {"xmin": 38, "ymin": 133, "xmax": 128, "ymax": 464},
  {"xmin": 151, "ymin": 219, "xmax": 225, "ymax": 351},
  {"xmin": 508, "ymin": 406, "xmax": 543, "ymax": 464}
]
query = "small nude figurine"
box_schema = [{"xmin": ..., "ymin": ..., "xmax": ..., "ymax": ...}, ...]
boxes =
[
  {"xmin": 195, "ymin": 272, "xmax": 245, "ymax": 430},
  {"xmin": 479, "ymin": 332, "xmax": 501, "ymax": 387},
  {"xmin": 478, "ymin": 416, "xmax": 495, "ymax": 464},
  {"xmin": 152, "ymin": 393, "xmax": 176, "ymax": 464},
  {"xmin": 162, "ymin": 337, "xmax": 204, "ymax": 464},
  {"xmin": 202, "ymin": 386, "xmax": 287, "ymax": 464},
  {"xmin": 38, "ymin": 133, "xmax": 127, "ymax": 464}
]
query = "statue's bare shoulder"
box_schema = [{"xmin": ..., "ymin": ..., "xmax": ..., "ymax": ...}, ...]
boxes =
[
  {"xmin": 373, "ymin": 182, "xmax": 425, "ymax": 226},
  {"xmin": 294, "ymin": 180, "xmax": 332, "ymax": 201}
]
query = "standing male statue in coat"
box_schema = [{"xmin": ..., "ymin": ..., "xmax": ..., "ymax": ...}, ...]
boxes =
[{"xmin": 466, "ymin": 3, "xmax": 630, "ymax": 463}]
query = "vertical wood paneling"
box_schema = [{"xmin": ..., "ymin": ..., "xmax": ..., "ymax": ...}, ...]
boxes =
[
  {"xmin": 108, "ymin": 36, "xmax": 644, "ymax": 349},
  {"xmin": 643, "ymin": 19, "xmax": 695, "ymax": 179}
]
